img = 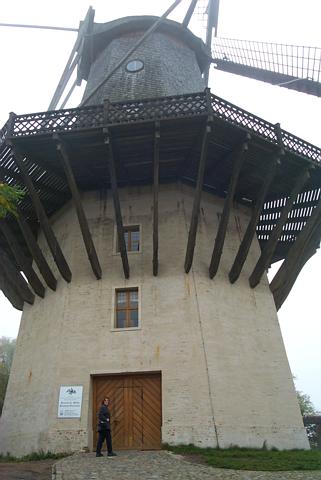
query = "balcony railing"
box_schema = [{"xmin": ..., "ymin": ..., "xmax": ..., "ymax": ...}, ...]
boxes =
[{"xmin": 1, "ymin": 90, "xmax": 320, "ymax": 164}]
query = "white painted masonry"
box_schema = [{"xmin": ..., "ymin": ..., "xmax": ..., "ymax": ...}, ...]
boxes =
[{"xmin": 0, "ymin": 183, "xmax": 309, "ymax": 456}]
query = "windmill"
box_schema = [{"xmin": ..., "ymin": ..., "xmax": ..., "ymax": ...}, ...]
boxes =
[
  {"xmin": 2, "ymin": 0, "xmax": 319, "ymax": 309},
  {"xmin": 0, "ymin": 0, "xmax": 319, "ymax": 456}
]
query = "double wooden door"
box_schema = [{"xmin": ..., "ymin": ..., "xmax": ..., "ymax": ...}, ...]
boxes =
[{"xmin": 93, "ymin": 373, "xmax": 161, "ymax": 450}]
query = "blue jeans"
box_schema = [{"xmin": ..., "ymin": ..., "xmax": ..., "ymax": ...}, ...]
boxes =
[{"xmin": 96, "ymin": 429, "xmax": 113, "ymax": 454}]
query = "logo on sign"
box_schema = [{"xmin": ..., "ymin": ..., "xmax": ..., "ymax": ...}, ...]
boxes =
[{"xmin": 67, "ymin": 387, "xmax": 77, "ymax": 395}]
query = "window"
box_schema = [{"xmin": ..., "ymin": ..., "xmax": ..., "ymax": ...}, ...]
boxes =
[
  {"xmin": 126, "ymin": 59, "xmax": 144, "ymax": 73},
  {"xmin": 117, "ymin": 225, "xmax": 140, "ymax": 252},
  {"xmin": 115, "ymin": 288, "xmax": 139, "ymax": 328}
]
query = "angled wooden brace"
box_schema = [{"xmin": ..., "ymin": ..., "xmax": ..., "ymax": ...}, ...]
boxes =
[
  {"xmin": 0, "ymin": 266, "xmax": 24, "ymax": 311},
  {"xmin": 209, "ymin": 134, "xmax": 251, "ymax": 278},
  {"xmin": 54, "ymin": 135, "xmax": 102, "ymax": 280},
  {"xmin": 184, "ymin": 118, "xmax": 212, "ymax": 273},
  {"xmin": 153, "ymin": 122, "xmax": 160, "ymax": 276},
  {"xmin": 104, "ymin": 128, "xmax": 129, "ymax": 279},
  {"xmin": 229, "ymin": 152, "xmax": 282, "ymax": 283},
  {"xmin": 270, "ymin": 195, "xmax": 321, "ymax": 310},
  {"xmin": 0, "ymin": 246, "xmax": 35, "ymax": 305},
  {"xmin": 16, "ymin": 209, "xmax": 57, "ymax": 290},
  {"xmin": 0, "ymin": 219, "xmax": 45, "ymax": 297},
  {"xmin": 10, "ymin": 144, "xmax": 72, "ymax": 283},
  {"xmin": 249, "ymin": 167, "xmax": 310, "ymax": 288}
]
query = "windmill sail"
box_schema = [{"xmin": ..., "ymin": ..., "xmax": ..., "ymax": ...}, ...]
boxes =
[{"xmin": 212, "ymin": 37, "xmax": 321, "ymax": 97}]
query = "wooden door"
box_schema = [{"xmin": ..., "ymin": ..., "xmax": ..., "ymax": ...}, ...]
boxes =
[{"xmin": 93, "ymin": 373, "xmax": 161, "ymax": 450}]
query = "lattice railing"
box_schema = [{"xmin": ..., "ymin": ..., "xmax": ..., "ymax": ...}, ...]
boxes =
[
  {"xmin": 210, "ymin": 95, "xmax": 277, "ymax": 142},
  {"xmin": 210, "ymin": 95, "xmax": 321, "ymax": 162},
  {"xmin": 0, "ymin": 120, "xmax": 9, "ymax": 146},
  {"xmin": 106, "ymin": 92, "xmax": 208, "ymax": 124},
  {"xmin": 9, "ymin": 105, "xmax": 104, "ymax": 139},
  {"xmin": 281, "ymin": 131, "xmax": 321, "ymax": 162},
  {"xmin": 1, "ymin": 90, "xmax": 320, "ymax": 164}
]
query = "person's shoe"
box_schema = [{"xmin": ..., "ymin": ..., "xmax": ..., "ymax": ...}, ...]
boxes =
[
  {"xmin": 108, "ymin": 452, "xmax": 117, "ymax": 457},
  {"xmin": 96, "ymin": 453, "xmax": 103, "ymax": 457}
]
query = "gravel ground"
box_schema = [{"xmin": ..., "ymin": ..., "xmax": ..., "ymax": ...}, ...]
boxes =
[{"xmin": 52, "ymin": 450, "xmax": 321, "ymax": 480}]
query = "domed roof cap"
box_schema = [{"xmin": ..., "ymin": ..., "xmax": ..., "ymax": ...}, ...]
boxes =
[{"xmin": 79, "ymin": 15, "xmax": 212, "ymax": 81}]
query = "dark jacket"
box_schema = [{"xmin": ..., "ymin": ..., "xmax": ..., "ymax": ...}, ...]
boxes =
[{"xmin": 98, "ymin": 404, "xmax": 111, "ymax": 431}]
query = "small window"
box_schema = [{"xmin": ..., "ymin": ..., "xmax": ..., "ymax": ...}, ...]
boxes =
[
  {"xmin": 126, "ymin": 59, "xmax": 144, "ymax": 73},
  {"xmin": 115, "ymin": 288, "xmax": 139, "ymax": 328},
  {"xmin": 117, "ymin": 225, "xmax": 140, "ymax": 252}
]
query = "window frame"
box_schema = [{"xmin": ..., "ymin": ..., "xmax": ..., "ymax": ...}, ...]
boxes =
[
  {"xmin": 111, "ymin": 286, "xmax": 141, "ymax": 331},
  {"xmin": 114, "ymin": 223, "xmax": 142, "ymax": 255},
  {"xmin": 126, "ymin": 59, "xmax": 144, "ymax": 73}
]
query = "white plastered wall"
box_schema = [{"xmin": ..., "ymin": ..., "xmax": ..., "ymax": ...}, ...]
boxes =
[{"xmin": 0, "ymin": 183, "xmax": 309, "ymax": 456}]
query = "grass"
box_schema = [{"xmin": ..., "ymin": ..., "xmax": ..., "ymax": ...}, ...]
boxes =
[
  {"xmin": 165, "ymin": 444, "xmax": 321, "ymax": 471},
  {"xmin": 0, "ymin": 450, "xmax": 70, "ymax": 463}
]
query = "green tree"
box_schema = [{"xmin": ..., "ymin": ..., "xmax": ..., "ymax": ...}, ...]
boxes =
[
  {"xmin": 0, "ymin": 337, "xmax": 16, "ymax": 414},
  {"xmin": 0, "ymin": 182, "xmax": 24, "ymax": 219},
  {"xmin": 297, "ymin": 390, "xmax": 318, "ymax": 416},
  {"xmin": 296, "ymin": 387, "xmax": 320, "ymax": 449}
]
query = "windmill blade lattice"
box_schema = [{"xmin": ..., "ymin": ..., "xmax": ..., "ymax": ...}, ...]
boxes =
[
  {"xmin": 211, "ymin": 38, "xmax": 321, "ymax": 97},
  {"xmin": 190, "ymin": 0, "xmax": 321, "ymax": 97}
]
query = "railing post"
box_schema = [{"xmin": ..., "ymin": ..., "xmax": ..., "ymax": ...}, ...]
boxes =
[
  {"xmin": 274, "ymin": 122, "xmax": 284, "ymax": 148},
  {"xmin": 205, "ymin": 87, "xmax": 212, "ymax": 116},
  {"xmin": 103, "ymin": 99, "xmax": 110, "ymax": 125},
  {"xmin": 6, "ymin": 112, "xmax": 17, "ymax": 140}
]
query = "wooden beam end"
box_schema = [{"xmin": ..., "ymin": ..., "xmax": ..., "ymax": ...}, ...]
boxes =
[
  {"xmin": 249, "ymin": 276, "xmax": 259, "ymax": 289},
  {"xmin": 209, "ymin": 269, "xmax": 216, "ymax": 279},
  {"xmin": 63, "ymin": 271, "xmax": 72, "ymax": 283},
  {"xmin": 228, "ymin": 270, "xmax": 238, "ymax": 284},
  {"xmin": 94, "ymin": 268, "xmax": 102, "ymax": 280},
  {"xmin": 184, "ymin": 261, "xmax": 191, "ymax": 274},
  {"xmin": 48, "ymin": 278, "xmax": 58, "ymax": 291}
]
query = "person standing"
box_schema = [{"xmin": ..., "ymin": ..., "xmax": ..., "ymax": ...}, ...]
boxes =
[{"xmin": 96, "ymin": 397, "xmax": 117, "ymax": 457}]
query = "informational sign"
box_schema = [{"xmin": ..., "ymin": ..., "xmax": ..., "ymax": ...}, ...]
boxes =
[{"xmin": 58, "ymin": 385, "xmax": 83, "ymax": 418}]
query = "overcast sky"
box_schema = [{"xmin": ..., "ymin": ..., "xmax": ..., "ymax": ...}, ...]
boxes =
[{"xmin": 0, "ymin": 0, "xmax": 320, "ymax": 410}]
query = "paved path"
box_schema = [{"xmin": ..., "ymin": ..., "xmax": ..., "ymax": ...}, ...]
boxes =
[{"xmin": 53, "ymin": 451, "xmax": 321, "ymax": 480}]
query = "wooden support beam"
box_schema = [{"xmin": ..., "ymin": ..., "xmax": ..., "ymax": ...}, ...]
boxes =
[
  {"xmin": 182, "ymin": 0, "xmax": 198, "ymax": 27},
  {"xmin": 54, "ymin": 136, "xmax": 102, "ymax": 280},
  {"xmin": 204, "ymin": 0, "xmax": 218, "ymax": 86},
  {"xmin": 153, "ymin": 122, "xmax": 160, "ymax": 276},
  {"xmin": 209, "ymin": 134, "xmax": 250, "ymax": 278},
  {"xmin": 184, "ymin": 119, "xmax": 212, "ymax": 273},
  {"xmin": 249, "ymin": 168, "xmax": 310, "ymax": 288},
  {"xmin": 48, "ymin": 6, "xmax": 95, "ymax": 110},
  {"xmin": 60, "ymin": 78, "xmax": 78, "ymax": 109},
  {"xmin": 0, "ymin": 246, "xmax": 35, "ymax": 305},
  {"xmin": 274, "ymin": 123, "xmax": 284, "ymax": 148},
  {"xmin": 229, "ymin": 153, "xmax": 281, "ymax": 283},
  {"xmin": 0, "ymin": 219, "xmax": 45, "ymax": 298},
  {"xmin": 0, "ymin": 267, "xmax": 24, "ymax": 311},
  {"xmin": 16, "ymin": 210, "xmax": 57, "ymax": 291},
  {"xmin": 270, "ymin": 195, "xmax": 321, "ymax": 310},
  {"xmin": 104, "ymin": 130, "xmax": 129, "ymax": 279},
  {"xmin": 10, "ymin": 144, "xmax": 72, "ymax": 282}
]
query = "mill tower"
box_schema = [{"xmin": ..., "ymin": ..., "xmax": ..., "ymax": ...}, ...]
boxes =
[{"xmin": 0, "ymin": 4, "xmax": 320, "ymax": 456}]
